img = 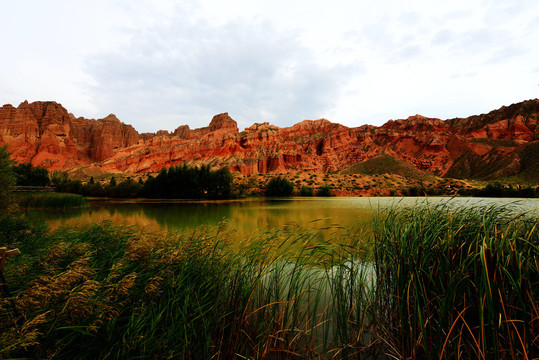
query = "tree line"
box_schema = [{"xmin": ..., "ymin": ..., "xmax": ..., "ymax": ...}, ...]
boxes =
[
  {"xmin": 0, "ymin": 148, "xmax": 234, "ymax": 201},
  {"xmin": 54, "ymin": 164, "xmax": 234, "ymax": 200}
]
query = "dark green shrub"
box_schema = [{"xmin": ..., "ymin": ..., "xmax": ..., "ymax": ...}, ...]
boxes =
[
  {"xmin": 316, "ymin": 184, "xmax": 333, "ymax": 197},
  {"xmin": 82, "ymin": 182, "xmax": 106, "ymax": 197},
  {"xmin": 265, "ymin": 176, "xmax": 294, "ymax": 197},
  {"xmin": 109, "ymin": 178, "xmax": 143, "ymax": 198},
  {"xmin": 299, "ymin": 186, "xmax": 313, "ymax": 196},
  {"xmin": 12, "ymin": 163, "xmax": 49, "ymax": 186}
]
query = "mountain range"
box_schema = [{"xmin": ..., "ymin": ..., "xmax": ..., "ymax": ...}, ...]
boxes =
[{"xmin": 0, "ymin": 99, "xmax": 537, "ymax": 182}]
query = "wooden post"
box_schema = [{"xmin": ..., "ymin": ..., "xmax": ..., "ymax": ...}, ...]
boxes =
[
  {"xmin": 0, "ymin": 247, "xmax": 21, "ymax": 319},
  {"xmin": 0, "ymin": 247, "xmax": 20, "ymax": 276},
  {"xmin": 0, "ymin": 247, "xmax": 5, "ymax": 277}
]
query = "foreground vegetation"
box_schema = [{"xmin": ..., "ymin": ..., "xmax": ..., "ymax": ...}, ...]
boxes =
[{"xmin": 1, "ymin": 204, "xmax": 537, "ymax": 359}]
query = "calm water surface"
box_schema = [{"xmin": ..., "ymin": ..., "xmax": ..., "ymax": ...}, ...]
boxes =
[{"xmin": 30, "ymin": 197, "xmax": 539, "ymax": 241}]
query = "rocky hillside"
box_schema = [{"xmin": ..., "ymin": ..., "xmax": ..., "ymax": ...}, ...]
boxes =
[
  {"xmin": 0, "ymin": 99, "xmax": 538, "ymax": 181},
  {"xmin": 0, "ymin": 101, "xmax": 139, "ymax": 170}
]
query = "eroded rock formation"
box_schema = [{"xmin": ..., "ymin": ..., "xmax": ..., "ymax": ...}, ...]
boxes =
[
  {"xmin": 0, "ymin": 99, "xmax": 538, "ymax": 180},
  {"xmin": 0, "ymin": 101, "xmax": 139, "ymax": 169}
]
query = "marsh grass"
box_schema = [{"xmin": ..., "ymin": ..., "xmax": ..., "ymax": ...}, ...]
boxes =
[
  {"xmin": 15, "ymin": 192, "xmax": 88, "ymax": 209},
  {"xmin": 373, "ymin": 204, "xmax": 539, "ymax": 359},
  {"xmin": 0, "ymin": 204, "xmax": 537, "ymax": 359}
]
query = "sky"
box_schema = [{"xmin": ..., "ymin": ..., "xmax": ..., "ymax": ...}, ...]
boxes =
[{"xmin": 1, "ymin": 0, "xmax": 538, "ymax": 132}]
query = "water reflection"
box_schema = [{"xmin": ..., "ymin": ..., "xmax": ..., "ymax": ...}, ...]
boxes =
[{"xmin": 30, "ymin": 197, "xmax": 539, "ymax": 241}]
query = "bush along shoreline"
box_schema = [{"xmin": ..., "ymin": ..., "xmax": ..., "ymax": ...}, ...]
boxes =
[
  {"xmin": 14, "ymin": 192, "xmax": 88, "ymax": 209},
  {"xmin": 458, "ymin": 182, "xmax": 538, "ymax": 198},
  {"xmin": 0, "ymin": 204, "xmax": 537, "ymax": 359}
]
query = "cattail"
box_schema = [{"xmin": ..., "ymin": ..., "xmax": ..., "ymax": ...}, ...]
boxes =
[
  {"xmin": 492, "ymin": 248, "xmax": 498, "ymax": 283},
  {"xmin": 475, "ymin": 257, "xmax": 481, "ymax": 276},
  {"xmin": 485, "ymin": 248, "xmax": 492, "ymax": 275},
  {"xmin": 511, "ymin": 249, "xmax": 518, "ymax": 270}
]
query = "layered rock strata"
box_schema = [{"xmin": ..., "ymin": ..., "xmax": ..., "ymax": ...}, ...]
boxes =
[{"xmin": 0, "ymin": 99, "xmax": 538, "ymax": 180}]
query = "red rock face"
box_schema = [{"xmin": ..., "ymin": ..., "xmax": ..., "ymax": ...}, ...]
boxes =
[
  {"xmin": 0, "ymin": 101, "xmax": 84, "ymax": 169},
  {"xmin": 0, "ymin": 100, "xmax": 538, "ymax": 179},
  {"xmin": 0, "ymin": 101, "xmax": 139, "ymax": 169}
]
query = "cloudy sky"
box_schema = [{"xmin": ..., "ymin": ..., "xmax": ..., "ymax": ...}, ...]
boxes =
[{"xmin": 1, "ymin": 0, "xmax": 538, "ymax": 132}]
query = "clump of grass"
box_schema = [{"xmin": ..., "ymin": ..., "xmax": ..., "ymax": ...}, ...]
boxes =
[
  {"xmin": 15, "ymin": 192, "xmax": 88, "ymax": 209},
  {"xmin": 341, "ymin": 153, "xmax": 436, "ymax": 182},
  {"xmin": 372, "ymin": 203, "xmax": 539, "ymax": 360}
]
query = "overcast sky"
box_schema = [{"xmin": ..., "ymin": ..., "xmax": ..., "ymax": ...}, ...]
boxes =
[{"xmin": 1, "ymin": 0, "xmax": 538, "ymax": 132}]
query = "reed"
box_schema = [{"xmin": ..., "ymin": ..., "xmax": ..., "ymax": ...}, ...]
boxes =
[
  {"xmin": 15, "ymin": 192, "xmax": 88, "ymax": 209},
  {"xmin": 0, "ymin": 204, "xmax": 537, "ymax": 359},
  {"xmin": 372, "ymin": 203, "xmax": 539, "ymax": 359}
]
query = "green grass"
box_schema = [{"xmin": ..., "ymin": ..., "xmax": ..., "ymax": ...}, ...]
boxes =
[
  {"xmin": 15, "ymin": 192, "xmax": 88, "ymax": 209},
  {"xmin": 373, "ymin": 204, "xmax": 539, "ymax": 359},
  {"xmin": 445, "ymin": 149, "xmax": 519, "ymax": 180},
  {"xmin": 0, "ymin": 204, "xmax": 537, "ymax": 359},
  {"xmin": 342, "ymin": 153, "xmax": 436, "ymax": 181},
  {"xmin": 447, "ymin": 140, "xmax": 539, "ymax": 183},
  {"xmin": 469, "ymin": 138, "xmax": 519, "ymax": 148},
  {"xmin": 513, "ymin": 141, "xmax": 539, "ymax": 183}
]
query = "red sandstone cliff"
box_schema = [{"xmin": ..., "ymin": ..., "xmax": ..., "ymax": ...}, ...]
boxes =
[
  {"xmin": 0, "ymin": 99, "xmax": 538, "ymax": 180},
  {"xmin": 0, "ymin": 101, "xmax": 139, "ymax": 169}
]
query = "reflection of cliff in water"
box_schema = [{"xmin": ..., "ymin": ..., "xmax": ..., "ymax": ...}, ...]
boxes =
[
  {"xmin": 30, "ymin": 198, "xmax": 376, "ymax": 238},
  {"xmin": 29, "ymin": 197, "xmax": 538, "ymax": 243},
  {"xmin": 141, "ymin": 203, "xmax": 233, "ymax": 230}
]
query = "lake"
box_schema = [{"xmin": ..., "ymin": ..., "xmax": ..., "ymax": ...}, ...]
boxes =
[{"xmin": 29, "ymin": 197, "xmax": 539, "ymax": 242}]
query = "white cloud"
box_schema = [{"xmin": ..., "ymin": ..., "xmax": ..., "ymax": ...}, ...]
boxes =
[{"xmin": 86, "ymin": 9, "xmax": 359, "ymax": 131}]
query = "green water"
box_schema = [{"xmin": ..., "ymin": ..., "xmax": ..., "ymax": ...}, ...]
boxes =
[{"xmin": 29, "ymin": 197, "xmax": 539, "ymax": 240}]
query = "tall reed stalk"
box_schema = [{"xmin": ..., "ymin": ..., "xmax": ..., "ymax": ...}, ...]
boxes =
[{"xmin": 373, "ymin": 203, "xmax": 538, "ymax": 359}]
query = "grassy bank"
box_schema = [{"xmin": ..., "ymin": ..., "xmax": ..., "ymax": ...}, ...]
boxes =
[
  {"xmin": 15, "ymin": 192, "xmax": 88, "ymax": 209},
  {"xmin": 0, "ymin": 205, "xmax": 537, "ymax": 359}
]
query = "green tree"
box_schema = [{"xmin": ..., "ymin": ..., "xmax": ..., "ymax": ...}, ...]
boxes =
[
  {"xmin": 316, "ymin": 184, "xmax": 333, "ymax": 197},
  {"xmin": 114, "ymin": 178, "xmax": 142, "ymax": 198},
  {"xmin": 141, "ymin": 164, "xmax": 233, "ymax": 199},
  {"xmin": 299, "ymin": 186, "xmax": 313, "ymax": 196},
  {"xmin": 51, "ymin": 170, "xmax": 69, "ymax": 189},
  {"xmin": 0, "ymin": 146, "xmax": 15, "ymax": 212},
  {"xmin": 265, "ymin": 176, "xmax": 294, "ymax": 197},
  {"xmin": 12, "ymin": 163, "xmax": 49, "ymax": 186}
]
